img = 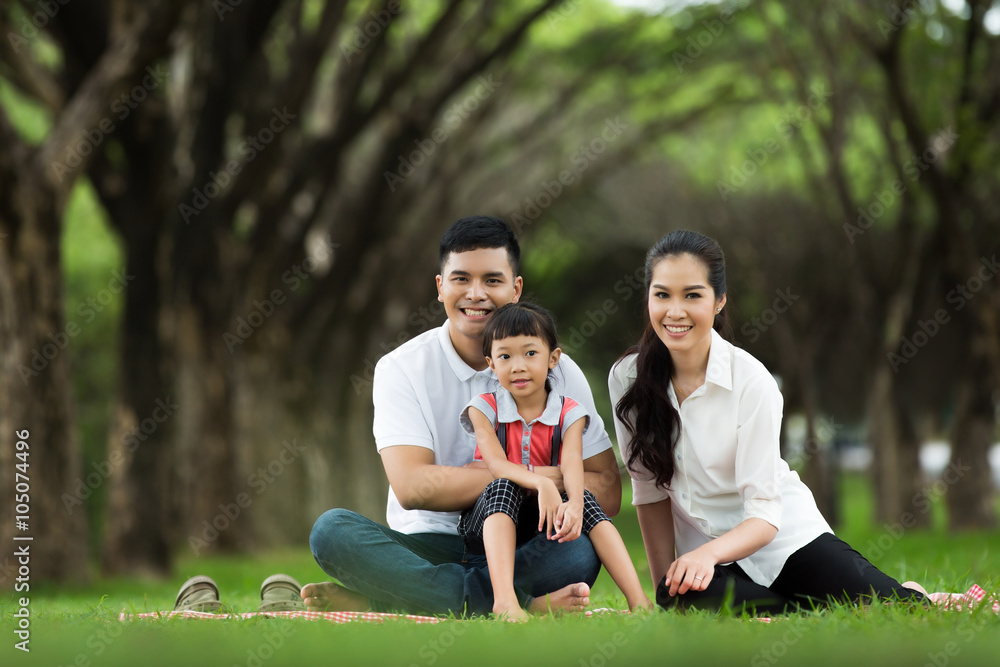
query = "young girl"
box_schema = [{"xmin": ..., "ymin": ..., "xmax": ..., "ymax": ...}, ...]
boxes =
[
  {"xmin": 458, "ymin": 302, "xmax": 653, "ymax": 621},
  {"xmin": 610, "ymin": 230, "xmax": 929, "ymax": 614}
]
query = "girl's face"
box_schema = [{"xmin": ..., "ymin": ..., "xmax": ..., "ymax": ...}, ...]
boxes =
[
  {"xmin": 647, "ymin": 253, "xmax": 726, "ymax": 364},
  {"xmin": 487, "ymin": 334, "xmax": 561, "ymax": 403}
]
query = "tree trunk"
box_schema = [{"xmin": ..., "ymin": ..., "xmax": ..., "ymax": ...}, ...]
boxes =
[
  {"xmin": 868, "ymin": 364, "xmax": 928, "ymax": 526},
  {"xmin": 100, "ymin": 218, "xmax": 174, "ymax": 575},
  {"xmin": 172, "ymin": 301, "xmax": 246, "ymax": 556},
  {"xmin": 946, "ymin": 345, "xmax": 998, "ymax": 530},
  {"xmin": 0, "ymin": 179, "xmax": 88, "ymax": 586}
]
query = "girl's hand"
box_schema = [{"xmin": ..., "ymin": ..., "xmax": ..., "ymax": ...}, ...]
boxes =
[
  {"xmin": 663, "ymin": 549, "xmax": 717, "ymax": 597},
  {"xmin": 536, "ymin": 480, "xmax": 562, "ymax": 537},
  {"xmin": 552, "ymin": 499, "xmax": 583, "ymax": 542}
]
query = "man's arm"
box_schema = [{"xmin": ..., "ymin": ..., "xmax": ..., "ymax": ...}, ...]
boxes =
[{"xmin": 380, "ymin": 445, "xmax": 493, "ymax": 511}]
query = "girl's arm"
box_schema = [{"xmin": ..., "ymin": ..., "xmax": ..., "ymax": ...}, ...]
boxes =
[
  {"xmin": 636, "ymin": 498, "xmax": 675, "ymax": 587},
  {"xmin": 468, "ymin": 407, "xmax": 555, "ymax": 493},
  {"xmin": 550, "ymin": 418, "xmax": 586, "ymax": 541}
]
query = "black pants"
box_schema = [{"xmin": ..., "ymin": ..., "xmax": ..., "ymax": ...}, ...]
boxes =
[{"xmin": 656, "ymin": 533, "xmax": 929, "ymax": 615}]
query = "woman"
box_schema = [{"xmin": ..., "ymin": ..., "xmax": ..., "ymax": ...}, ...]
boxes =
[{"xmin": 609, "ymin": 230, "xmax": 927, "ymax": 614}]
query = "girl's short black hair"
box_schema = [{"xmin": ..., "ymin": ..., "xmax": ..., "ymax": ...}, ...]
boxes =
[{"xmin": 482, "ymin": 302, "xmax": 558, "ymax": 358}]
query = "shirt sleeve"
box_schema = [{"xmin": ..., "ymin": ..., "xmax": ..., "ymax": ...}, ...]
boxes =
[
  {"xmin": 560, "ymin": 398, "xmax": 590, "ymax": 436},
  {"xmin": 735, "ymin": 373, "xmax": 785, "ymax": 530},
  {"xmin": 459, "ymin": 394, "xmax": 498, "ymax": 435},
  {"xmin": 554, "ymin": 353, "xmax": 612, "ymax": 460},
  {"xmin": 608, "ymin": 356, "xmax": 670, "ymax": 506},
  {"xmin": 372, "ymin": 355, "xmax": 434, "ymax": 451}
]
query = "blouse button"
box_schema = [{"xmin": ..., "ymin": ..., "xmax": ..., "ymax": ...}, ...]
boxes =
[{"xmin": 682, "ymin": 493, "xmax": 688, "ymax": 499}]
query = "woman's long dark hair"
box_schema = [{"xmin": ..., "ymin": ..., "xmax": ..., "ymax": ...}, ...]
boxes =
[{"xmin": 614, "ymin": 231, "xmax": 731, "ymax": 489}]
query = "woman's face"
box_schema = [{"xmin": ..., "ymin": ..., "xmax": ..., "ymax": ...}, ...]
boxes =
[{"xmin": 647, "ymin": 253, "xmax": 726, "ymax": 363}]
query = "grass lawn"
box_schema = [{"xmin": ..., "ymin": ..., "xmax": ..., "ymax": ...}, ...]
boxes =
[{"xmin": 3, "ymin": 474, "xmax": 999, "ymax": 667}]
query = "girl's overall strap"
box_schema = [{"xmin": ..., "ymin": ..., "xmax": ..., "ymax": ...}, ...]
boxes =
[
  {"xmin": 549, "ymin": 396, "xmax": 568, "ymax": 466},
  {"xmin": 489, "ymin": 392, "xmax": 507, "ymax": 455}
]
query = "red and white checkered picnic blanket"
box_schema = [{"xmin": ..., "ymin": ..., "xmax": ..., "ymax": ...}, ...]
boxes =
[{"xmin": 120, "ymin": 587, "xmax": 998, "ymax": 624}]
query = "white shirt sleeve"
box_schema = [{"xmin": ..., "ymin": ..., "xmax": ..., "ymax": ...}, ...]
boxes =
[
  {"xmin": 459, "ymin": 394, "xmax": 497, "ymax": 436},
  {"xmin": 735, "ymin": 374, "xmax": 784, "ymax": 530},
  {"xmin": 553, "ymin": 353, "xmax": 612, "ymax": 460},
  {"xmin": 608, "ymin": 356, "xmax": 670, "ymax": 506},
  {"xmin": 372, "ymin": 355, "xmax": 434, "ymax": 451}
]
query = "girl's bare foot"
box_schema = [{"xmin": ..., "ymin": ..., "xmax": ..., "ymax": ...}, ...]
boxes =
[
  {"xmin": 527, "ymin": 582, "xmax": 591, "ymax": 614},
  {"xmin": 629, "ymin": 595, "xmax": 655, "ymax": 612},
  {"xmin": 493, "ymin": 601, "xmax": 530, "ymax": 622},
  {"xmin": 300, "ymin": 581, "xmax": 369, "ymax": 612}
]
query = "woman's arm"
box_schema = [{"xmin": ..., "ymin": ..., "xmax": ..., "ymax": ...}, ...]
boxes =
[
  {"xmin": 662, "ymin": 517, "xmax": 777, "ymax": 597},
  {"xmin": 636, "ymin": 498, "xmax": 675, "ymax": 587}
]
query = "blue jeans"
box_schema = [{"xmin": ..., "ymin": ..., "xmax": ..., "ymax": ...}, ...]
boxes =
[{"xmin": 309, "ymin": 508, "xmax": 601, "ymax": 617}]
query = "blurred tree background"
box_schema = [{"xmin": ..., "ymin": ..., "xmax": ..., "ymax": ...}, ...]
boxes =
[{"xmin": 1, "ymin": 0, "xmax": 998, "ymax": 584}]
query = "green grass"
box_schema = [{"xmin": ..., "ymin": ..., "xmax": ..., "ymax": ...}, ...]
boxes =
[{"xmin": 3, "ymin": 474, "xmax": 1000, "ymax": 666}]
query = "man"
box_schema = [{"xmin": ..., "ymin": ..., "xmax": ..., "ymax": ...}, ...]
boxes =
[{"xmin": 302, "ymin": 215, "xmax": 622, "ymax": 617}]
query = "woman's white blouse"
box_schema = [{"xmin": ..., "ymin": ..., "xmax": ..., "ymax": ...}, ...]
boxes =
[{"xmin": 608, "ymin": 328, "xmax": 832, "ymax": 586}]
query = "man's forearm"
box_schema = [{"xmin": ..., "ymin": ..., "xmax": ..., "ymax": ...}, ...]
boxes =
[{"xmin": 394, "ymin": 463, "xmax": 493, "ymax": 511}]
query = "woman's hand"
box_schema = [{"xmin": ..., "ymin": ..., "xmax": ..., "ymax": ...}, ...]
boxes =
[{"xmin": 663, "ymin": 548, "xmax": 718, "ymax": 597}]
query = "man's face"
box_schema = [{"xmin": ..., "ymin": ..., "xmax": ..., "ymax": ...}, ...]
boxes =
[{"xmin": 436, "ymin": 247, "xmax": 522, "ymax": 342}]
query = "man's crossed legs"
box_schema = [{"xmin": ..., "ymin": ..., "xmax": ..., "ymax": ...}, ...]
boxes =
[{"xmin": 303, "ymin": 508, "xmax": 599, "ymax": 617}]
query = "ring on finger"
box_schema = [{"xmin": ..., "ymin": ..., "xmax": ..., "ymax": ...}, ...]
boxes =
[{"xmin": 694, "ymin": 576, "xmax": 704, "ymax": 581}]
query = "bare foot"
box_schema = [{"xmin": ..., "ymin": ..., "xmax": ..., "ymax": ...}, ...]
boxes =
[
  {"xmin": 629, "ymin": 595, "xmax": 655, "ymax": 612},
  {"xmin": 527, "ymin": 582, "xmax": 590, "ymax": 615},
  {"xmin": 300, "ymin": 581, "xmax": 369, "ymax": 612},
  {"xmin": 902, "ymin": 581, "xmax": 930, "ymax": 597},
  {"xmin": 493, "ymin": 601, "xmax": 530, "ymax": 622}
]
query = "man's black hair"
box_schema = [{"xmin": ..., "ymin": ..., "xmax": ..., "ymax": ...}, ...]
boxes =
[{"xmin": 438, "ymin": 215, "xmax": 520, "ymax": 276}]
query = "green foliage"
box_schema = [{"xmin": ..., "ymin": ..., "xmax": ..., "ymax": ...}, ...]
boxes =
[{"xmin": 62, "ymin": 180, "xmax": 124, "ymax": 549}]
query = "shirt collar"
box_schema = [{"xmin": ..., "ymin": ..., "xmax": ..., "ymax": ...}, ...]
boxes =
[
  {"xmin": 438, "ymin": 321, "xmax": 486, "ymax": 381},
  {"xmin": 495, "ymin": 385, "xmax": 563, "ymax": 425},
  {"xmin": 705, "ymin": 328, "xmax": 733, "ymax": 391}
]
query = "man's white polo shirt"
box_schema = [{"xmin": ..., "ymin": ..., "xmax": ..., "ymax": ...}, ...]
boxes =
[{"xmin": 374, "ymin": 321, "xmax": 613, "ymax": 535}]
